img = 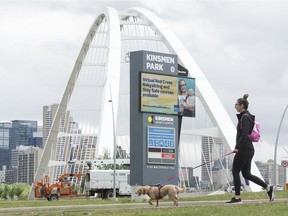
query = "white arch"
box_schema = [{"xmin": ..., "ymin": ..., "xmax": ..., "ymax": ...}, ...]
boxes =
[
  {"xmin": 128, "ymin": 7, "xmax": 263, "ymax": 192},
  {"xmin": 96, "ymin": 7, "xmax": 121, "ymax": 158}
]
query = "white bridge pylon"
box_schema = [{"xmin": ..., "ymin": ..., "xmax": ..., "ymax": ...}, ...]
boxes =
[{"xmin": 30, "ymin": 7, "xmax": 263, "ymax": 199}]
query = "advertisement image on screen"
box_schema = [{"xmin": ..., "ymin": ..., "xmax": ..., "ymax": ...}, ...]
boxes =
[
  {"xmin": 177, "ymin": 77, "xmax": 196, "ymax": 117},
  {"xmin": 140, "ymin": 72, "xmax": 196, "ymax": 117},
  {"xmin": 141, "ymin": 73, "xmax": 178, "ymax": 115}
]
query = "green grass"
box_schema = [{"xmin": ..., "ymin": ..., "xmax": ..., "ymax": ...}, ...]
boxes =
[
  {"xmin": 0, "ymin": 191, "xmax": 287, "ymax": 216},
  {"xmin": 183, "ymin": 189, "xmax": 288, "ymax": 201},
  {"xmin": 79, "ymin": 203, "xmax": 288, "ymax": 216},
  {"xmin": 1, "ymin": 202, "xmax": 288, "ymax": 216}
]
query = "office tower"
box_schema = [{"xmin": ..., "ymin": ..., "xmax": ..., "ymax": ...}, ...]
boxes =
[
  {"xmin": 0, "ymin": 165, "xmax": 6, "ymax": 183},
  {"xmin": 12, "ymin": 146, "xmax": 43, "ymax": 184},
  {"xmin": 201, "ymin": 136, "xmax": 213, "ymax": 185},
  {"xmin": 9, "ymin": 120, "xmax": 37, "ymax": 150},
  {"xmin": 0, "ymin": 122, "xmax": 11, "ymax": 169},
  {"xmin": 43, "ymin": 104, "xmax": 59, "ymax": 147},
  {"xmin": 30, "ymin": 126, "xmax": 43, "ymax": 148},
  {"xmin": 5, "ymin": 166, "xmax": 17, "ymax": 184},
  {"xmin": 201, "ymin": 136, "xmax": 231, "ymax": 188},
  {"xmin": 9, "ymin": 120, "xmax": 37, "ymax": 167},
  {"xmin": 256, "ymin": 159, "xmax": 286, "ymax": 185}
]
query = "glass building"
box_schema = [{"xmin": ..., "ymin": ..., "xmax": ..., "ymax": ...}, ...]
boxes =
[
  {"xmin": 8, "ymin": 120, "xmax": 38, "ymax": 167},
  {"xmin": 0, "ymin": 122, "xmax": 11, "ymax": 170}
]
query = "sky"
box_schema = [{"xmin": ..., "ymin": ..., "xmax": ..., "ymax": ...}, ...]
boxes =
[{"xmin": 1, "ymin": 0, "xmax": 288, "ymax": 164}]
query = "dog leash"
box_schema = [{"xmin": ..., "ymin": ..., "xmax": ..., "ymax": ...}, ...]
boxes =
[{"xmin": 157, "ymin": 151, "xmax": 234, "ymax": 185}]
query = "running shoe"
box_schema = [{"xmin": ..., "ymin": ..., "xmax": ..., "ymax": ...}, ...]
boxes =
[
  {"xmin": 267, "ymin": 185, "xmax": 276, "ymax": 202},
  {"xmin": 226, "ymin": 197, "xmax": 242, "ymax": 204}
]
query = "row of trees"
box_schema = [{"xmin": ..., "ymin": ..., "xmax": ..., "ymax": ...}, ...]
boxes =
[{"xmin": 0, "ymin": 183, "xmax": 30, "ymax": 200}]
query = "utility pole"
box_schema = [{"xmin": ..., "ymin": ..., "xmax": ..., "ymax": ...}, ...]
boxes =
[
  {"xmin": 109, "ymin": 83, "xmax": 118, "ymax": 201},
  {"xmin": 274, "ymin": 104, "xmax": 288, "ymax": 185}
]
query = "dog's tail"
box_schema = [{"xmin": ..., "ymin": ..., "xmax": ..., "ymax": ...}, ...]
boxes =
[{"xmin": 175, "ymin": 185, "xmax": 186, "ymax": 193}]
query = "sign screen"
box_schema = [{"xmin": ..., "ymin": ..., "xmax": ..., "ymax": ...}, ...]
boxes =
[
  {"xmin": 147, "ymin": 126, "xmax": 176, "ymax": 164},
  {"xmin": 140, "ymin": 72, "xmax": 196, "ymax": 117}
]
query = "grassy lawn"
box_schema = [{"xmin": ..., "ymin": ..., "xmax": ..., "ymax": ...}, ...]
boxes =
[
  {"xmin": 0, "ymin": 190, "xmax": 287, "ymax": 216},
  {"xmin": 107, "ymin": 203, "xmax": 287, "ymax": 216}
]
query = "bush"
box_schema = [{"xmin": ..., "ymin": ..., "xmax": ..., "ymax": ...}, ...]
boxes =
[
  {"xmin": 18, "ymin": 190, "xmax": 29, "ymax": 200},
  {"xmin": 3, "ymin": 184, "xmax": 13, "ymax": 200},
  {"xmin": 0, "ymin": 183, "xmax": 30, "ymax": 200},
  {"xmin": 0, "ymin": 184, "xmax": 4, "ymax": 198}
]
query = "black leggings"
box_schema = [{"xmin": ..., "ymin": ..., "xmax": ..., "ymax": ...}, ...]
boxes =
[{"xmin": 232, "ymin": 149, "xmax": 268, "ymax": 195}]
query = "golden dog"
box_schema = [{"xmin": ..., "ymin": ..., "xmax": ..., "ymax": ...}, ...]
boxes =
[{"xmin": 135, "ymin": 184, "xmax": 186, "ymax": 207}]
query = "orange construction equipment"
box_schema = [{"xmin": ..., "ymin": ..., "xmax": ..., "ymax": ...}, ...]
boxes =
[{"xmin": 33, "ymin": 173, "xmax": 87, "ymax": 201}]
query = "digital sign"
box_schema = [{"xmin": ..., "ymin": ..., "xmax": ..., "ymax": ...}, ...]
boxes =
[
  {"xmin": 140, "ymin": 72, "xmax": 196, "ymax": 117},
  {"xmin": 147, "ymin": 126, "xmax": 176, "ymax": 165}
]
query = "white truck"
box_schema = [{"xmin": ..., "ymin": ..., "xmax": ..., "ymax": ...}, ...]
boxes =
[{"xmin": 85, "ymin": 169, "xmax": 131, "ymax": 199}]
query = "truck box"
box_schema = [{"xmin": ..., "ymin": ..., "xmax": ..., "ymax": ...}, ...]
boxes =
[{"xmin": 85, "ymin": 170, "xmax": 131, "ymax": 199}]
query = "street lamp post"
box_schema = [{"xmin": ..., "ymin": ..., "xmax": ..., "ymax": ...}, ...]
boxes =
[
  {"xmin": 273, "ymin": 104, "xmax": 288, "ymax": 185},
  {"xmin": 108, "ymin": 84, "xmax": 117, "ymax": 201}
]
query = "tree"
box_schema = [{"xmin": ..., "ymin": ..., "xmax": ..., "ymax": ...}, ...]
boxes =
[{"xmin": 96, "ymin": 148, "xmax": 129, "ymax": 170}]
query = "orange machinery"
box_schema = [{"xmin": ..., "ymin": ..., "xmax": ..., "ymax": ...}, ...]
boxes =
[{"xmin": 33, "ymin": 173, "xmax": 87, "ymax": 201}]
